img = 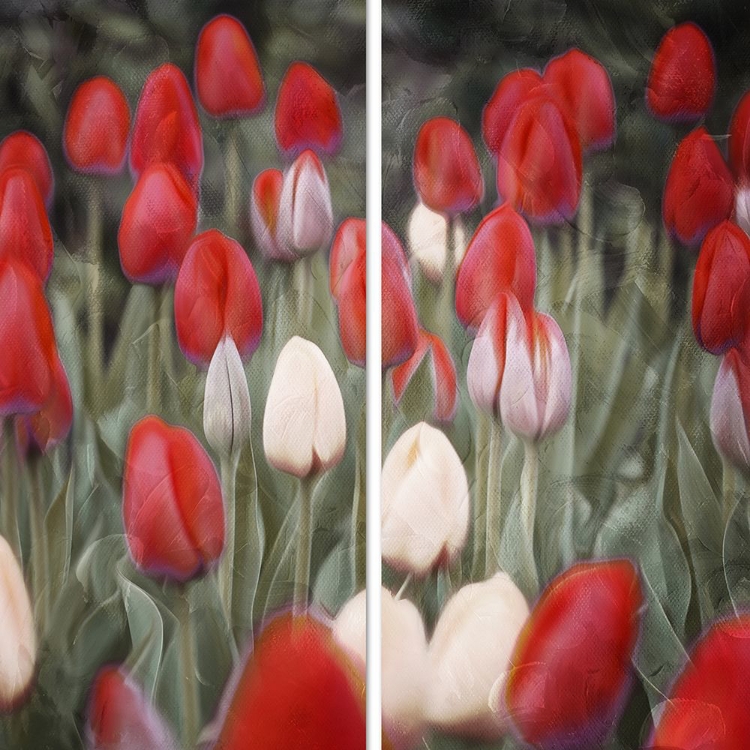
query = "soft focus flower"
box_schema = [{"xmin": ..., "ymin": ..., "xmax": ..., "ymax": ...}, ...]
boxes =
[
  {"xmin": 204, "ymin": 335, "xmax": 251, "ymax": 460},
  {"xmin": 391, "ymin": 329, "xmax": 458, "ymax": 423},
  {"xmin": 426, "ymin": 574, "xmax": 529, "ymax": 740},
  {"xmin": 663, "ymin": 128, "xmax": 734, "ymax": 247},
  {"xmin": 499, "ymin": 302, "xmax": 572, "ymax": 442},
  {"xmin": 122, "ymin": 415, "xmax": 225, "ymax": 582},
  {"xmin": 263, "ymin": 336, "xmax": 346, "ymax": 478},
  {"xmin": 330, "ymin": 217, "xmax": 366, "ymax": 300},
  {"xmin": 63, "ymin": 76, "xmax": 131, "ymax": 175},
  {"xmin": 412, "ymin": 117, "xmax": 483, "ymax": 217},
  {"xmin": 649, "ymin": 614, "xmax": 750, "ymax": 750},
  {"xmin": 195, "ymin": 14, "xmax": 265, "ymax": 118},
  {"xmin": 504, "ymin": 559, "xmax": 643, "ymax": 750},
  {"xmin": 86, "ymin": 665, "xmax": 178, "ymax": 750},
  {"xmin": 692, "ymin": 221, "xmax": 750, "ymax": 355},
  {"xmin": 174, "ymin": 229, "xmax": 263, "ymax": 368},
  {"xmin": 455, "ymin": 204, "xmax": 537, "ymax": 331},
  {"xmin": 729, "ymin": 91, "xmax": 750, "ymax": 185},
  {"xmin": 334, "ymin": 588, "xmax": 428, "ymax": 750},
  {"xmin": 274, "ymin": 62, "xmax": 343, "ymax": 158},
  {"xmin": 0, "ymin": 534, "xmax": 35, "ymax": 712},
  {"xmin": 0, "ymin": 168, "xmax": 53, "ymax": 282},
  {"xmin": 277, "ymin": 149, "xmax": 334, "ymax": 257},
  {"xmin": 406, "ymin": 202, "xmax": 466, "ymax": 285},
  {"xmin": 496, "ymin": 92, "xmax": 582, "ymax": 224},
  {"xmin": 381, "ymin": 422, "xmax": 469, "ymax": 576},
  {"xmin": 543, "ymin": 48, "xmax": 615, "ymax": 152},
  {"xmin": 0, "ymin": 260, "xmax": 57, "ymax": 416},
  {"xmin": 130, "ymin": 63, "xmax": 204, "ymax": 191},
  {"xmin": 15, "ymin": 355, "xmax": 73, "ymax": 458},
  {"xmin": 646, "ymin": 23, "xmax": 716, "ymax": 123},
  {"xmin": 0, "ymin": 131, "xmax": 54, "ymax": 207},
  {"xmin": 212, "ymin": 614, "xmax": 365, "ymax": 749},
  {"xmin": 250, "ymin": 168, "xmax": 295, "ymax": 262},
  {"xmin": 118, "ymin": 163, "xmax": 197, "ymax": 285},
  {"xmin": 710, "ymin": 344, "xmax": 750, "ymax": 468}
]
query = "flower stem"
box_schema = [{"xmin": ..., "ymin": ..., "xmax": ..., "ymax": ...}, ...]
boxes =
[
  {"xmin": 28, "ymin": 459, "xmax": 49, "ymax": 633},
  {"xmin": 86, "ymin": 189, "xmax": 104, "ymax": 414},
  {"xmin": 147, "ymin": 286, "xmax": 162, "ymax": 414},
  {"xmin": 224, "ymin": 125, "xmax": 243, "ymax": 230},
  {"xmin": 350, "ymin": 411, "xmax": 366, "ymax": 590},
  {"xmin": 520, "ymin": 440, "xmax": 540, "ymax": 596},
  {"xmin": 294, "ymin": 476, "xmax": 315, "ymax": 615},
  {"xmin": 177, "ymin": 589, "xmax": 199, "ymax": 748},
  {"xmin": 485, "ymin": 419, "xmax": 504, "ymax": 577},
  {"xmin": 294, "ymin": 256, "xmax": 315, "ymax": 330},
  {"xmin": 722, "ymin": 459, "xmax": 736, "ymax": 527},
  {"xmin": 219, "ymin": 453, "xmax": 239, "ymax": 631},
  {"xmin": 471, "ymin": 412, "xmax": 489, "ymax": 579},
  {"xmin": 436, "ymin": 216, "xmax": 456, "ymax": 346},
  {"xmin": 2, "ymin": 421, "xmax": 20, "ymax": 560}
]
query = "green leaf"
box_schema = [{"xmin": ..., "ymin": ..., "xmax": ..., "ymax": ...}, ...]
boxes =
[{"xmin": 45, "ymin": 469, "xmax": 75, "ymax": 598}]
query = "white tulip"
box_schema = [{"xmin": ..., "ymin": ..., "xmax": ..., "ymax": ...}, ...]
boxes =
[
  {"xmin": 381, "ymin": 423, "xmax": 469, "ymax": 576},
  {"xmin": 711, "ymin": 352, "xmax": 750, "ymax": 467},
  {"xmin": 407, "ymin": 203, "xmax": 466, "ymax": 284},
  {"xmin": 426, "ymin": 574, "xmax": 529, "ymax": 739},
  {"xmin": 737, "ymin": 188, "xmax": 750, "ymax": 237},
  {"xmin": 333, "ymin": 588, "xmax": 428, "ymax": 749},
  {"xmin": 0, "ymin": 535, "xmax": 35, "ymax": 711},
  {"xmin": 204, "ymin": 335, "xmax": 252, "ymax": 459},
  {"xmin": 263, "ymin": 336, "xmax": 346, "ymax": 478}
]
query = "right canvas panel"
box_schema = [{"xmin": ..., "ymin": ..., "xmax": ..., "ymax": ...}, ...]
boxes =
[{"xmin": 381, "ymin": 2, "xmax": 750, "ymax": 748}]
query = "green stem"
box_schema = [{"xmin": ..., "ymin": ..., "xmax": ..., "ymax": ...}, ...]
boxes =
[
  {"xmin": 87, "ymin": 189, "xmax": 104, "ymax": 414},
  {"xmin": 294, "ymin": 477, "xmax": 315, "ymax": 615},
  {"xmin": 28, "ymin": 459, "xmax": 49, "ymax": 633},
  {"xmin": 436, "ymin": 216, "xmax": 456, "ymax": 346},
  {"xmin": 485, "ymin": 419, "xmax": 504, "ymax": 577},
  {"xmin": 147, "ymin": 286, "xmax": 162, "ymax": 414},
  {"xmin": 177, "ymin": 590, "xmax": 199, "ymax": 748},
  {"xmin": 350, "ymin": 420, "xmax": 366, "ymax": 590},
  {"xmin": 219, "ymin": 454, "xmax": 238, "ymax": 630},
  {"xmin": 2, "ymin": 421, "xmax": 20, "ymax": 561},
  {"xmin": 722, "ymin": 459, "xmax": 736, "ymax": 527},
  {"xmin": 159, "ymin": 285, "xmax": 175, "ymax": 385},
  {"xmin": 382, "ymin": 370, "xmax": 395, "ymax": 448},
  {"xmin": 241, "ymin": 442, "xmax": 262, "ymax": 649},
  {"xmin": 520, "ymin": 441, "xmax": 540, "ymax": 596},
  {"xmin": 436, "ymin": 565, "xmax": 452, "ymax": 610},
  {"xmin": 224, "ymin": 126, "xmax": 243, "ymax": 230},
  {"xmin": 471, "ymin": 413, "xmax": 489, "ymax": 579}
]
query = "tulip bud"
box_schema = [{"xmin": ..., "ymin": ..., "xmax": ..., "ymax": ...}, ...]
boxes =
[
  {"xmin": 274, "ymin": 62, "xmax": 343, "ymax": 158},
  {"xmin": 63, "ymin": 76, "xmax": 131, "ymax": 175},
  {"xmin": 391, "ymin": 329, "xmax": 458, "ymax": 423},
  {"xmin": 646, "ymin": 23, "xmax": 716, "ymax": 123},
  {"xmin": 86, "ymin": 665, "xmax": 178, "ymax": 749},
  {"xmin": 333, "ymin": 588, "xmax": 428, "ymax": 749},
  {"xmin": 277, "ymin": 149, "xmax": 333, "ymax": 257},
  {"xmin": 330, "ymin": 217, "xmax": 366, "ymax": 300},
  {"xmin": 118, "ymin": 163, "xmax": 198, "ymax": 285},
  {"xmin": 504, "ymin": 559, "xmax": 643, "ymax": 749},
  {"xmin": 122, "ymin": 416, "xmax": 225, "ymax": 582},
  {"xmin": 195, "ymin": 14, "xmax": 265, "ymax": 118},
  {"xmin": 212, "ymin": 614, "xmax": 365, "ymax": 748},
  {"xmin": 263, "ymin": 336, "xmax": 346, "ymax": 478},
  {"xmin": 649, "ymin": 614, "xmax": 750, "ymax": 749},
  {"xmin": 426, "ymin": 574, "xmax": 529, "ymax": 740},
  {"xmin": 455, "ymin": 204, "xmax": 537, "ymax": 332},
  {"xmin": 0, "ymin": 535, "xmax": 35, "ymax": 712},
  {"xmin": 500, "ymin": 304, "xmax": 572, "ymax": 442},
  {"xmin": 710, "ymin": 347, "xmax": 750, "ymax": 468},
  {"xmin": 406, "ymin": 203, "xmax": 466, "ymax": 285},
  {"xmin": 0, "ymin": 131, "xmax": 53, "ymax": 207},
  {"xmin": 663, "ymin": 128, "xmax": 733, "ymax": 247},
  {"xmin": 381, "ymin": 422, "xmax": 469, "ymax": 576},
  {"xmin": 250, "ymin": 168, "xmax": 296, "ymax": 262},
  {"xmin": 730, "ymin": 92, "xmax": 750, "ymax": 184},
  {"xmin": 203, "ymin": 336, "xmax": 251, "ymax": 460},
  {"xmin": 692, "ymin": 221, "xmax": 750, "ymax": 355}
]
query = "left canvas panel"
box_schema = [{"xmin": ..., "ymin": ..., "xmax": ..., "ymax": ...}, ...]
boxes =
[{"xmin": 0, "ymin": 1, "xmax": 366, "ymax": 747}]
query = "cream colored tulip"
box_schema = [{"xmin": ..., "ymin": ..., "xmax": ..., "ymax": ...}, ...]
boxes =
[
  {"xmin": 426, "ymin": 573, "xmax": 529, "ymax": 739},
  {"xmin": 381, "ymin": 423, "xmax": 469, "ymax": 576},
  {"xmin": 263, "ymin": 336, "xmax": 346, "ymax": 478},
  {"xmin": 333, "ymin": 587, "xmax": 428, "ymax": 750},
  {"xmin": 0, "ymin": 535, "xmax": 35, "ymax": 711},
  {"xmin": 407, "ymin": 203, "xmax": 466, "ymax": 284}
]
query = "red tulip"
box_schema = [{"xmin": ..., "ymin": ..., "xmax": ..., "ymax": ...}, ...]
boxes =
[
  {"xmin": 455, "ymin": 204, "xmax": 537, "ymax": 332},
  {"xmin": 275, "ymin": 62, "xmax": 343, "ymax": 158},
  {"xmin": 663, "ymin": 128, "xmax": 733, "ymax": 247},
  {"xmin": 330, "ymin": 217, "xmax": 366, "ymax": 301},
  {"xmin": 0, "ymin": 131, "xmax": 53, "ymax": 207},
  {"xmin": 728, "ymin": 91, "xmax": 750, "ymax": 185},
  {"xmin": 543, "ymin": 49, "xmax": 615, "ymax": 152},
  {"xmin": 174, "ymin": 229, "xmax": 263, "ymax": 368},
  {"xmin": 118, "ymin": 163, "xmax": 197, "ymax": 285},
  {"xmin": 646, "ymin": 23, "xmax": 716, "ymax": 123},
  {"xmin": 250, "ymin": 168, "xmax": 295, "ymax": 262},
  {"xmin": 213, "ymin": 613, "xmax": 366, "ymax": 749},
  {"xmin": 122, "ymin": 415, "xmax": 224, "ymax": 582},
  {"xmin": 391, "ymin": 329, "xmax": 458, "ymax": 422},
  {"xmin": 483, "ymin": 69, "xmax": 543, "ymax": 156},
  {"xmin": 130, "ymin": 63, "xmax": 203, "ymax": 191},
  {"xmin": 413, "ymin": 117, "xmax": 484, "ymax": 217},
  {"xmin": 195, "ymin": 15, "xmax": 265, "ymax": 118},
  {"xmin": 63, "ymin": 76, "xmax": 131, "ymax": 175},
  {"xmin": 710, "ymin": 342, "xmax": 750, "ymax": 468},
  {"xmin": 0, "ymin": 260, "xmax": 56, "ymax": 416},
  {"xmin": 692, "ymin": 221, "xmax": 750, "ymax": 355},
  {"xmin": 496, "ymin": 93, "xmax": 582, "ymax": 224},
  {"xmin": 86, "ymin": 665, "xmax": 178, "ymax": 749},
  {"xmin": 504, "ymin": 559, "xmax": 642, "ymax": 749},
  {"xmin": 649, "ymin": 615, "xmax": 750, "ymax": 750},
  {"xmin": 15, "ymin": 355, "xmax": 72, "ymax": 458},
  {"xmin": 382, "ymin": 220, "xmax": 412, "ymax": 286}
]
